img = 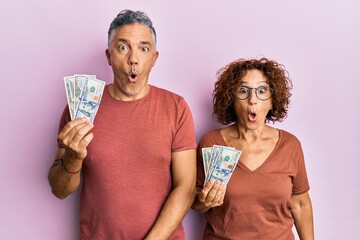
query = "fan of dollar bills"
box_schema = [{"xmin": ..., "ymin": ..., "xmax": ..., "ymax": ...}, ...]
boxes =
[
  {"xmin": 64, "ymin": 74, "xmax": 106, "ymax": 123},
  {"xmin": 202, "ymin": 145, "xmax": 242, "ymax": 186}
]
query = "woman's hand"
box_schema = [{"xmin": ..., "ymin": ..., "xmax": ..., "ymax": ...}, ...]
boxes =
[{"xmin": 192, "ymin": 181, "xmax": 226, "ymax": 213}]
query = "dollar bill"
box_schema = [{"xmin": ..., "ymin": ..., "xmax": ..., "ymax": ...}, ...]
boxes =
[
  {"xmin": 203, "ymin": 145, "xmax": 241, "ymax": 187},
  {"xmin": 74, "ymin": 74, "xmax": 87, "ymax": 116},
  {"xmin": 64, "ymin": 76, "xmax": 75, "ymax": 119},
  {"xmin": 64, "ymin": 74, "xmax": 103, "ymax": 122},
  {"xmin": 204, "ymin": 145, "xmax": 232, "ymax": 183},
  {"xmin": 74, "ymin": 76, "xmax": 105, "ymax": 123},
  {"xmin": 202, "ymin": 147, "xmax": 212, "ymax": 179}
]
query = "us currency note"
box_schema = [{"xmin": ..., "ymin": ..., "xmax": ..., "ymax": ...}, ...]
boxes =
[
  {"xmin": 206, "ymin": 146, "xmax": 241, "ymax": 186},
  {"xmin": 74, "ymin": 76, "xmax": 105, "ymax": 123},
  {"xmin": 202, "ymin": 147, "xmax": 212, "ymax": 180},
  {"xmin": 64, "ymin": 76, "xmax": 75, "ymax": 119},
  {"xmin": 74, "ymin": 75, "xmax": 87, "ymax": 115},
  {"xmin": 205, "ymin": 145, "xmax": 233, "ymax": 183},
  {"xmin": 205, "ymin": 145, "xmax": 223, "ymax": 183}
]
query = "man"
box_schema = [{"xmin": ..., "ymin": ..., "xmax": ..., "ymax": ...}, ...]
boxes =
[{"xmin": 48, "ymin": 9, "xmax": 197, "ymax": 239}]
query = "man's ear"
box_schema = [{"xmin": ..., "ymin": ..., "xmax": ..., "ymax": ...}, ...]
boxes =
[
  {"xmin": 105, "ymin": 49, "xmax": 112, "ymax": 66},
  {"xmin": 152, "ymin": 51, "xmax": 159, "ymax": 67}
]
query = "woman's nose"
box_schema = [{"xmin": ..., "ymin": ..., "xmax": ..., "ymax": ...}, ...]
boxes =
[{"xmin": 248, "ymin": 89, "xmax": 258, "ymax": 104}]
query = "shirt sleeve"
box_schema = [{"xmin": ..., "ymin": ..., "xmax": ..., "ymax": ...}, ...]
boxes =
[
  {"xmin": 171, "ymin": 97, "xmax": 197, "ymax": 152},
  {"xmin": 292, "ymin": 141, "xmax": 310, "ymax": 195}
]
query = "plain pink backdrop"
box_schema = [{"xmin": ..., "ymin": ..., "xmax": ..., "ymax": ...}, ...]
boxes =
[{"xmin": 1, "ymin": 0, "xmax": 359, "ymax": 239}]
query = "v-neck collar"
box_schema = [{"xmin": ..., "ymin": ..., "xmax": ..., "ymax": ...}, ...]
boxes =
[{"xmin": 216, "ymin": 129, "xmax": 282, "ymax": 173}]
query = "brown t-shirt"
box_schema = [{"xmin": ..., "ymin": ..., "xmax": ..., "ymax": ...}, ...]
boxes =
[
  {"xmin": 58, "ymin": 85, "xmax": 197, "ymax": 239},
  {"xmin": 196, "ymin": 129, "xmax": 310, "ymax": 240}
]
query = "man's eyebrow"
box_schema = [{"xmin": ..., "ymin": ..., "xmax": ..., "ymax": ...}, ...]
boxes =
[
  {"xmin": 139, "ymin": 41, "xmax": 152, "ymax": 46},
  {"xmin": 117, "ymin": 38, "xmax": 129, "ymax": 44},
  {"xmin": 117, "ymin": 39, "xmax": 152, "ymax": 46}
]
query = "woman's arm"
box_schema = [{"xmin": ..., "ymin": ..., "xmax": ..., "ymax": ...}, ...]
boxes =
[{"xmin": 291, "ymin": 191, "xmax": 314, "ymax": 240}]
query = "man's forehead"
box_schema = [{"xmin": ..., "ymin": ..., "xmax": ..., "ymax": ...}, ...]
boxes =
[{"xmin": 114, "ymin": 23, "xmax": 154, "ymax": 39}]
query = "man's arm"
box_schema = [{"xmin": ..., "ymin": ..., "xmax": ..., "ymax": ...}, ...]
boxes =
[
  {"xmin": 145, "ymin": 149, "xmax": 196, "ymax": 240},
  {"xmin": 291, "ymin": 191, "xmax": 314, "ymax": 240},
  {"xmin": 48, "ymin": 148, "xmax": 82, "ymax": 199},
  {"xmin": 48, "ymin": 118, "xmax": 94, "ymax": 199}
]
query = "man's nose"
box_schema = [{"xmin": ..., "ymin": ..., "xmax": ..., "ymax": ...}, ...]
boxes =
[{"xmin": 128, "ymin": 50, "xmax": 139, "ymax": 65}]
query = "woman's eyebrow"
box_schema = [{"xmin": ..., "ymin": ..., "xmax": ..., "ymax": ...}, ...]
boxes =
[{"xmin": 240, "ymin": 81, "xmax": 269, "ymax": 85}]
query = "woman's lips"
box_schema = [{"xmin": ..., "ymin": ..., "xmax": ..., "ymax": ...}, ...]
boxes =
[{"xmin": 248, "ymin": 108, "xmax": 257, "ymax": 122}]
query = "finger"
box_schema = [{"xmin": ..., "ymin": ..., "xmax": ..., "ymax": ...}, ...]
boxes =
[
  {"xmin": 59, "ymin": 118, "xmax": 88, "ymax": 138},
  {"xmin": 69, "ymin": 121, "xmax": 94, "ymax": 144},
  {"xmin": 199, "ymin": 181, "xmax": 215, "ymax": 202},
  {"xmin": 68, "ymin": 132, "xmax": 94, "ymax": 161},
  {"xmin": 78, "ymin": 132, "xmax": 94, "ymax": 149},
  {"xmin": 204, "ymin": 181, "xmax": 223, "ymax": 203},
  {"xmin": 212, "ymin": 184, "xmax": 226, "ymax": 205},
  {"xmin": 59, "ymin": 119, "xmax": 90, "ymax": 145}
]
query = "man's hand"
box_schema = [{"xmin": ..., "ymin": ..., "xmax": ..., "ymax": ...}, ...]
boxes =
[
  {"xmin": 48, "ymin": 118, "xmax": 94, "ymax": 199},
  {"xmin": 59, "ymin": 117, "xmax": 94, "ymax": 163}
]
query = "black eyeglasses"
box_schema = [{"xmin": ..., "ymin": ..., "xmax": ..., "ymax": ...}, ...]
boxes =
[{"xmin": 234, "ymin": 86, "xmax": 273, "ymax": 101}]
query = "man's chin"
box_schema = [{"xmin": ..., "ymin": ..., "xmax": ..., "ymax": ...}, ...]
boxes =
[{"xmin": 120, "ymin": 84, "xmax": 149, "ymax": 100}]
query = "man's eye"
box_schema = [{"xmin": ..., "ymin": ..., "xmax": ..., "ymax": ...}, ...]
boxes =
[
  {"xmin": 141, "ymin": 47, "xmax": 149, "ymax": 52},
  {"xmin": 119, "ymin": 45, "xmax": 127, "ymax": 51}
]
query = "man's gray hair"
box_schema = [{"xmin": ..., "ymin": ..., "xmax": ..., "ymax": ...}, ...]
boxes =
[{"xmin": 107, "ymin": 9, "xmax": 157, "ymax": 48}]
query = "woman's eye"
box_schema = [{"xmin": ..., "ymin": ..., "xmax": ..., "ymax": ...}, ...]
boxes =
[
  {"xmin": 258, "ymin": 87, "xmax": 267, "ymax": 94},
  {"xmin": 240, "ymin": 87, "xmax": 249, "ymax": 94}
]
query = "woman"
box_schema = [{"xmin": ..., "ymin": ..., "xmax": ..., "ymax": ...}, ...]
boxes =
[{"xmin": 192, "ymin": 58, "xmax": 314, "ymax": 239}]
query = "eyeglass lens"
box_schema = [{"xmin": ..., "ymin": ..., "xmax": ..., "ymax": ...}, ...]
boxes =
[{"xmin": 236, "ymin": 87, "xmax": 272, "ymax": 100}]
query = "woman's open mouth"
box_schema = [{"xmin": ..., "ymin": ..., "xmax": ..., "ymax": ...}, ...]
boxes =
[{"xmin": 248, "ymin": 109, "xmax": 257, "ymax": 122}]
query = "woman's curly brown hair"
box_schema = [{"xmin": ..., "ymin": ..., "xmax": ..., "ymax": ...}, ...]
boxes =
[{"xmin": 213, "ymin": 58, "xmax": 293, "ymax": 125}]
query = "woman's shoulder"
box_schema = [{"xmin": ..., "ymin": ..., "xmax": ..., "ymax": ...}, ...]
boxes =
[
  {"xmin": 279, "ymin": 129, "xmax": 302, "ymax": 145},
  {"xmin": 198, "ymin": 128, "xmax": 224, "ymax": 147},
  {"xmin": 202, "ymin": 128, "xmax": 222, "ymax": 137}
]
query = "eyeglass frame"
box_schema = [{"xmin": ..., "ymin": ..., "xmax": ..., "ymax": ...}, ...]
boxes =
[{"xmin": 234, "ymin": 86, "xmax": 274, "ymax": 101}]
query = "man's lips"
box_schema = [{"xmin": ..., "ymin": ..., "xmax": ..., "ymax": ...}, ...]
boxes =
[
  {"xmin": 128, "ymin": 72, "xmax": 138, "ymax": 82},
  {"xmin": 128, "ymin": 75, "xmax": 137, "ymax": 82},
  {"xmin": 128, "ymin": 64, "xmax": 138, "ymax": 82}
]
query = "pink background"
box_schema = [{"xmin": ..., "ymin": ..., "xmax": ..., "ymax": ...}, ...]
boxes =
[{"xmin": 1, "ymin": 0, "xmax": 359, "ymax": 239}]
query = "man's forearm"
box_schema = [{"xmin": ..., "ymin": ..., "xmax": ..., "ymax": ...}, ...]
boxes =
[
  {"xmin": 48, "ymin": 159, "xmax": 81, "ymax": 199},
  {"xmin": 145, "ymin": 185, "xmax": 196, "ymax": 240}
]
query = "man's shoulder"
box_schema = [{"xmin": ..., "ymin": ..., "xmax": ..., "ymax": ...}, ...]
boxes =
[{"xmin": 151, "ymin": 85, "xmax": 184, "ymax": 100}]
